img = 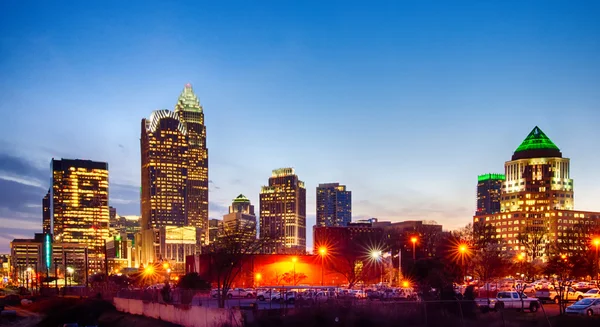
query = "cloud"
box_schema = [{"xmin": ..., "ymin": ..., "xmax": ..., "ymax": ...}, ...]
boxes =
[{"xmin": 209, "ymin": 202, "xmax": 229, "ymax": 220}]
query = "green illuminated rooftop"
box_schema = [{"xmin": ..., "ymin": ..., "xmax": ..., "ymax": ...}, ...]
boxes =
[
  {"xmin": 514, "ymin": 126, "xmax": 560, "ymax": 153},
  {"xmin": 478, "ymin": 173, "xmax": 506, "ymax": 182},
  {"xmin": 233, "ymin": 194, "xmax": 250, "ymax": 203}
]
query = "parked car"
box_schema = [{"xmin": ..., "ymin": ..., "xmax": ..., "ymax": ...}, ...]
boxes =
[
  {"xmin": 476, "ymin": 291, "xmax": 540, "ymax": 313},
  {"xmin": 565, "ymin": 298, "xmax": 600, "ymax": 316},
  {"xmin": 272, "ymin": 291, "xmax": 297, "ymax": 304},
  {"xmin": 535, "ymin": 287, "xmax": 584, "ymax": 304},
  {"xmin": 581, "ymin": 289, "xmax": 600, "ymax": 299},
  {"xmin": 227, "ymin": 288, "xmax": 255, "ymax": 298},
  {"xmin": 256, "ymin": 289, "xmax": 273, "ymax": 301}
]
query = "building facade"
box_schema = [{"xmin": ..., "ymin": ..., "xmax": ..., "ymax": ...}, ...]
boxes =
[
  {"xmin": 42, "ymin": 189, "xmax": 51, "ymax": 234},
  {"xmin": 259, "ymin": 168, "xmax": 307, "ymax": 253},
  {"xmin": 473, "ymin": 126, "xmax": 600, "ymax": 259},
  {"xmin": 316, "ymin": 183, "xmax": 352, "ymax": 227},
  {"xmin": 50, "ymin": 158, "xmax": 109, "ymax": 273},
  {"xmin": 175, "ymin": 84, "xmax": 209, "ymax": 239},
  {"xmin": 476, "ymin": 174, "xmax": 505, "ymax": 216},
  {"xmin": 208, "ymin": 219, "xmax": 222, "ymax": 244},
  {"xmin": 140, "ymin": 83, "xmax": 209, "ymax": 259},
  {"xmin": 222, "ymin": 194, "xmax": 257, "ymax": 243}
]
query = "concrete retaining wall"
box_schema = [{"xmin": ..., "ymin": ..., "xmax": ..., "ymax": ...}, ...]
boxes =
[{"xmin": 114, "ymin": 297, "xmax": 242, "ymax": 327}]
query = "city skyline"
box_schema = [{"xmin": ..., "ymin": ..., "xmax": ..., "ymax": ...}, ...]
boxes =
[{"xmin": 1, "ymin": 1, "xmax": 600, "ymax": 252}]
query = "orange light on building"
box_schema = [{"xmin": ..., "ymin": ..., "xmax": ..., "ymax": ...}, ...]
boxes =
[
  {"xmin": 255, "ymin": 273, "xmax": 262, "ymax": 280},
  {"xmin": 163, "ymin": 262, "xmax": 170, "ymax": 269},
  {"xmin": 518, "ymin": 253, "xmax": 525, "ymax": 261},
  {"xmin": 291, "ymin": 256, "xmax": 298, "ymax": 263},
  {"xmin": 593, "ymin": 238, "xmax": 600, "ymax": 247}
]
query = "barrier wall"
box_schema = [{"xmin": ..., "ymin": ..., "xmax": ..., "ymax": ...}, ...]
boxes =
[{"xmin": 113, "ymin": 297, "xmax": 243, "ymax": 327}]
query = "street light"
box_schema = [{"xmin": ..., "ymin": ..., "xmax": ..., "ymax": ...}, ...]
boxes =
[
  {"xmin": 371, "ymin": 250, "xmax": 383, "ymax": 284},
  {"xmin": 593, "ymin": 238, "xmax": 600, "ymax": 279},
  {"xmin": 457, "ymin": 243, "xmax": 469, "ymax": 283},
  {"xmin": 255, "ymin": 273, "xmax": 262, "ymax": 287},
  {"xmin": 410, "ymin": 237, "xmax": 418, "ymax": 262},
  {"xmin": 318, "ymin": 247, "xmax": 327, "ymax": 286}
]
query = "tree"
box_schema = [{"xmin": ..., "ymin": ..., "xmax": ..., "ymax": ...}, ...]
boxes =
[
  {"xmin": 471, "ymin": 243, "xmax": 511, "ymax": 283},
  {"xmin": 177, "ymin": 272, "xmax": 210, "ymax": 290},
  {"xmin": 206, "ymin": 221, "xmax": 276, "ymax": 308},
  {"xmin": 279, "ymin": 271, "xmax": 307, "ymax": 285},
  {"xmin": 329, "ymin": 234, "xmax": 383, "ymax": 288}
]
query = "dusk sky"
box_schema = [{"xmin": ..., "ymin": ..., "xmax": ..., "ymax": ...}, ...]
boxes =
[{"xmin": 1, "ymin": 1, "xmax": 599, "ymax": 252}]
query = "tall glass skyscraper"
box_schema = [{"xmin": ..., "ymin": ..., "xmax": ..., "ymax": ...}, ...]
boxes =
[
  {"xmin": 259, "ymin": 168, "xmax": 306, "ymax": 253},
  {"xmin": 50, "ymin": 158, "xmax": 109, "ymax": 273},
  {"xmin": 140, "ymin": 84, "xmax": 209, "ymax": 242},
  {"xmin": 316, "ymin": 183, "xmax": 352, "ymax": 227}
]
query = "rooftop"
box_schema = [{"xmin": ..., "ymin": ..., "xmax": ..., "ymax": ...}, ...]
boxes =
[{"xmin": 512, "ymin": 126, "xmax": 562, "ymax": 160}]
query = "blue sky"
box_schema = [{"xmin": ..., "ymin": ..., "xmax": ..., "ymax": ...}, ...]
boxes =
[{"xmin": 1, "ymin": 0, "xmax": 599, "ymax": 252}]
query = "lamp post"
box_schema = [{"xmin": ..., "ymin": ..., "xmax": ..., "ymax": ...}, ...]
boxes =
[
  {"xmin": 593, "ymin": 238, "xmax": 600, "ymax": 280},
  {"xmin": 459, "ymin": 244, "xmax": 467, "ymax": 283},
  {"xmin": 371, "ymin": 250, "xmax": 383, "ymax": 285},
  {"xmin": 318, "ymin": 247, "xmax": 327, "ymax": 286},
  {"xmin": 410, "ymin": 237, "xmax": 418, "ymax": 262},
  {"xmin": 291, "ymin": 257, "xmax": 297, "ymax": 286}
]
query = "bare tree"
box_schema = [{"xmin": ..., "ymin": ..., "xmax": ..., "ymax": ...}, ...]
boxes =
[
  {"xmin": 516, "ymin": 227, "xmax": 548, "ymax": 261},
  {"xmin": 206, "ymin": 221, "xmax": 277, "ymax": 308},
  {"xmin": 329, "ymin": 234, "xmax": 382, "ymax": 288}
]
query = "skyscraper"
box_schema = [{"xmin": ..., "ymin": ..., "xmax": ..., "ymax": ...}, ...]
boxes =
[
  {"xmin": 175, "ymin": 84, "xmax": 209, "ymax": 238},
  {"xmin": 316, "ymin": 183, "xmax": 352, "ymax": 227},
  {"xmin": 140, "ymin": 84, "xmax": 209, "ymax": 240},
  {"xmin": 222, "ymin": 194, "xmax": 257, "ymax": 243},
  {"xmin": 141, "ymin": 109, "xmax": 189, "ymax": 229},
  {"xmin": 259, "ymin": 168, "xmax": 306, "ymax": 253},
  {"xmin": 473, "ymin": 126, "xmax": 600, "ymax": 259},
  {"xmin": 50, "ymin": 158, "xmax": 109, "ymax": 272},
  {"xmin": 42, "ymin": 189, "xmax": 51, "ymax": 234},
  {"xmin": 475, "ymin": 174, "xmax": 505, "ymax": 216}
]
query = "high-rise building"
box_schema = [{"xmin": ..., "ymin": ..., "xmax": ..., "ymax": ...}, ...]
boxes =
[
  {"xmin": 140, "ymin": 84, "xmax": 208, "ymax": 241},
  {"xmin": 141, "ymin": 109, "xmax": 189, "ymax": 230},
  {"xmin": 475, "ymin": 174, "xmax": 505, "ymax": 216},
  {"xmin": 259, "ymin": 168, "xmax": 306, "ymax": 253},
  {"xmin": 50, "ymin": 158, "xmax": 109, "ymax": 273},
  {"xmin": 175, "ymin": 84, "xmax": 209, "ymax": 239},
  {"xmin": 222, "ymin": 194, "xmax": 257, "ymax": 243},
  {"xmin": 316, "ymin": 183, "xmax": 352, "ymax": 227},
  {"xmin": 473, "ymin": 126, "xmax": 600, "ymax": 259},
  {"xmin": 42, "ymin": 189, "xmax": 51, "ymax": 234},
  {"xmin": 208, "ymin": 219, "xmax": 221, "ymax": 244}
]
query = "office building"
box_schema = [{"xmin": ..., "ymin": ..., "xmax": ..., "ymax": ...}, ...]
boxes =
[
  {"xmin": 259, "ymin": 168, "xmax": 307, "ymax": 253},
  {"xmin": 140, "ymin": 84, "xmax": 208, "ymax": 247},
  {"xmin": 136, "ymin": 226, "xmax": 202, "ymax": 274},
  {"xmin": 222, "ymin": 194, "xmax": 257, "ymax": 243},
  {"xmin": 42, "ymin": 189, "xmax": 51, "ymax": 234},
  {"xmin": 316, "ymin": 183, "xmax": 352, "ymax": 227},
  {"xmin": 473, "ymin": 126, "xmax": 600, "ymax": 259},
  {"xmin": 10, "ymin": 234, "xmax": 87, "ymax": 286},
  {"xmin": 208, "ymin": 219, "xmax": 222, "ymax": 243},
  {"xmin": 50, "ymin": 158, "xmax": 109, "ymax": 273},
  {"xmin": 175, "ymin": 84, "xmax": 209, "ymax": 239},
  {"xmin": 475, "ymin": 174, "xmax": 505, "ymax": 216},
  {"xmin": 141, "ymin": 109, "xmax": 189, "ymax": 229}
]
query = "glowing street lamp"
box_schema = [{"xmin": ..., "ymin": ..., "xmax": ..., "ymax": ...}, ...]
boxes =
[
  {"xmin": 593, "ymin": 238, "xmax": 600, "ymax": 279},
  {"xmin": 456, "ymin": 243, "xmax": 470, "ymax": 282},
  {"xmin": 371, "ymin": 250, "xmax": 383, "ymax": 284},
  {"xmin": 318, "ymin": 247, "xmax": 327, "ymax": 286},
  {"xmin": 144, "ymin": 265, "xmax": 155, "ymax": 275},
  {"xmin": 410, "ymin": 237, "xmax": 418, "ymax": 261},
  {"xmin": 163, "ymin": 262, "xmax": 170, "ymax": 269}
]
